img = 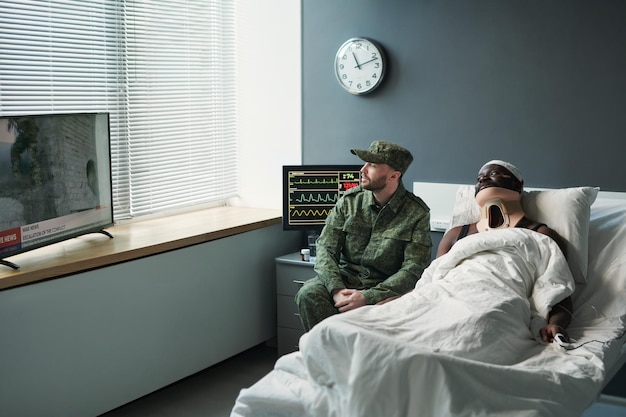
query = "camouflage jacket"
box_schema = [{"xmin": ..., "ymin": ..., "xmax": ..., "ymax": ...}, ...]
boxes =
[{"xmin": 314, "ymin": 182, "xmax": 432, "ymax": 304}]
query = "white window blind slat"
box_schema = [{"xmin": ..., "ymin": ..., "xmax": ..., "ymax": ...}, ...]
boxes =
[
  {"xmin": 0, "ymin": 0, "xmax": 237, "ymax": 219},
  {"xmin": 121, "ymin": 0, "xmax": 236, "ymax": 216}
]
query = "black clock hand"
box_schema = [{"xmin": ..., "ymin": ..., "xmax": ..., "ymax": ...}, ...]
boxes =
[
  {"xmin": 359, "ymin": 56, "xmax": 379, "ymax": 67},
  {"xmin": 352, "ymin": 52, "xmax": 362, "ymax": 69}
]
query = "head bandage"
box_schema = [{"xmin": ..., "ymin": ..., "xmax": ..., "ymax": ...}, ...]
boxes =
[{"xmin": 480, "ymin": 160, "xmax": 523, "ymax": 182}]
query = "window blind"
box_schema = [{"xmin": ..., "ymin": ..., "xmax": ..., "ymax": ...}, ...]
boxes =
[
  {"xmin": 121, "ymin": 1, "xmax": 237, "ymax": 217},
  {"xmin": 0, "ymin": 0, "xmax": 238, "ymax": 220}
]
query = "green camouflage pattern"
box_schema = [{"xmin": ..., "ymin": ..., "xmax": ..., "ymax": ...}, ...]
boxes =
[
  {"xmin": 295, "ymin": 182, "xmax": 432, "ymax": 331},
  {"xmin": 350, "ymin": 140, "xmax": 413, "ymax": 174}
]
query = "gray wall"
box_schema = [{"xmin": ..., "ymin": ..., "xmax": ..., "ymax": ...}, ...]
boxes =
[{"xmin": 302, "ymin": 0, "xmax": 626, "ymax": 191}]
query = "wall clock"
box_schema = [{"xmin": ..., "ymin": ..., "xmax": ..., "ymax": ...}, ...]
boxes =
[{"xmin": 334, "ymin": 37, "xmax": 386, "ymax": 95}]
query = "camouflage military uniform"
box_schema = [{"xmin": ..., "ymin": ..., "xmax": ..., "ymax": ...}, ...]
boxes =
[{"xmin": 295, "ymin": 181, "xmax": 432, "ymax": 331}]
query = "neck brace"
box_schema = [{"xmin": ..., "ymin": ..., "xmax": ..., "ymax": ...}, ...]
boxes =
[
  {"xmin": 479, "ymin": 198, "xmax": 523, "ymax": 230},
  {"xmin": 475, "ymin": 187, "xmax": 525, "ymax": 231}
]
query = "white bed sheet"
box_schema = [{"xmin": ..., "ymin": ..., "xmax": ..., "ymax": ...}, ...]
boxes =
[
  {"xmin": 573, "ymin": 199, "xmax": 626, "ymax": 384},
  {"xmin": 231, "ymin": 198, "xmax": 626, "ymax": 417}
]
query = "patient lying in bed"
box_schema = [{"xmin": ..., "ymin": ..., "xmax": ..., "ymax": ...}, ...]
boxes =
[
  {"xmin": 230, "ymin": 162, "xmax": 607, "ymax": 417},
  {"xmin": 436, "ymin": 160, "xmax": 574, "ymax": 345}
]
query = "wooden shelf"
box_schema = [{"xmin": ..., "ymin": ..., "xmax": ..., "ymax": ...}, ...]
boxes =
[{"xmin": 0, "ymin": 206, "xmax": 281, "ymax": 290}]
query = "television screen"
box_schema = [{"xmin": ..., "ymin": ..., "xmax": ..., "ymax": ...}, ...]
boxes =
[
  {"xmin": 283, "ymin": 165, "xmax": 362, "ymax": 231},
  {"xmin": 0, "ymin": 112, "xmax": 113, "ymax": 268}
]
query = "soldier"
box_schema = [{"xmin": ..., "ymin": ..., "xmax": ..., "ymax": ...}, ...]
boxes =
[{"xmin": 295, "ymin": 140, "xmax": 432, "ymax": 331}]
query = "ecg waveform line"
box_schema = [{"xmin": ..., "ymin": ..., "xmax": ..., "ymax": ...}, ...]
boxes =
[
  {"xmin": 290, "ymin": 177, "xmax": 339, "ymax": 187},
  {"xmin": 291, "ymin": 192, "xmax": 338, "ymax": 204},
  {"xmin": 290, "ymin": 208, "xmax": 332, "ymax": 219}
]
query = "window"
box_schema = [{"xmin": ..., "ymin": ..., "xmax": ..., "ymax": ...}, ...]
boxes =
[{"xmin": 0, "ymin": 0, "xmax": 237, "ymax": 220}]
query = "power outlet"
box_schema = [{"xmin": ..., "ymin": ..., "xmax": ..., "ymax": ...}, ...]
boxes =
[{"xmin": 430, "ymin": 219, "xmax": 450, "ymax": 232}]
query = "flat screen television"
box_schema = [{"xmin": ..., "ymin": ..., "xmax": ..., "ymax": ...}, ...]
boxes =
[
  {"xmin": 283, "ymin": 165, "xmax": 362, "ymax": 232},
  {"xmin": 0, "ymin": 112, "xmax": 113, "ymax": 269}
]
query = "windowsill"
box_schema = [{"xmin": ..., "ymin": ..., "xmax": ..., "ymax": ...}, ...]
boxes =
[{"xmin": 0, "ymin": 206, "xmax": 282, "ymax": 291}]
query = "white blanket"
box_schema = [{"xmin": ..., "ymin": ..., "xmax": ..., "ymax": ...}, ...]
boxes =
[{"xmin": 232, "ymin": 229, "xmax": 606, "ymax": 417}]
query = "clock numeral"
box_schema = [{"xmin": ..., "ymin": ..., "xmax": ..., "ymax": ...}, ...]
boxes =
[
  {"xmin": 371, "ymin": 73, "xmax": 378, "ymax": 79},
  {"xmin": 339, "ymin": 63, "xmax": 345, "ymax": 70}
]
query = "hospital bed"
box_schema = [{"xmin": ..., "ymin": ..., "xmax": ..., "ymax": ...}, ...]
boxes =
[{"xmin": 231, "ymin": 185, "xmax": 626, "ymax": 417}]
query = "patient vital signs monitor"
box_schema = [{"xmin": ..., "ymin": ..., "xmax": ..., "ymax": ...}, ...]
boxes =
[{"xmin": 282, "ymin": 165, "xmax": 361, "ymax": 231}]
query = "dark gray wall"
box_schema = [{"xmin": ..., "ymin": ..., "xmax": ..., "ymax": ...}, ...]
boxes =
[{"xmin": 302, "ymin": 0, "xmax": 626, "ymax": 191}]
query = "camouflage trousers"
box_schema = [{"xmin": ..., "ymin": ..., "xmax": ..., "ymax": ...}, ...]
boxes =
[{"xmin": 295, "ymin": 276, "xmax": 373, "ymax": 332}]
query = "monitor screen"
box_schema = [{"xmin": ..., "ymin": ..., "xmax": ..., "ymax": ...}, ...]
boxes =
[
  {"xmin": 0, "ymin": 112, "xmax": 113, "ymax": 268},
  {"xmin": 283, "ymin": 165, "xmax": 362, "ymax": 231}
]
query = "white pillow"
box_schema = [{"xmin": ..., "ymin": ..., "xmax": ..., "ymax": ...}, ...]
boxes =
[{"xmin": 450, "ymin": 185, "xmax": 599, "ymax": 283}]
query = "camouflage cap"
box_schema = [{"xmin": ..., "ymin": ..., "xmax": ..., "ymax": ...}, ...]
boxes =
[{"xmin": 350, "ymin": 140, "xmax": 413, "ymax": 174}]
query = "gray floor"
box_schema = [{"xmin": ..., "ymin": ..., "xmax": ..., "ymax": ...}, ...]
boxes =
[
  {"xmin": 583, "ymin": 400, "xmax": 626, "ymax": 417},
  {"xmin": 100, "ymin": 344, "xmax": 626, "ymax": 417},
  {"xmin": 99, "ymin": 344, "xmax": 277, "ymax": 417}
]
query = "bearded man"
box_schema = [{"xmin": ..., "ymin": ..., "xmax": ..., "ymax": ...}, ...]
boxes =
[{"xmin": 295, "ymin": 140, "xmax": 432, "ymax": 331}]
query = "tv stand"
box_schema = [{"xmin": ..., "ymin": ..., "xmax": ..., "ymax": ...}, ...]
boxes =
[
  {"xmin": 0, "ymin": 231, "xmax": 113, "ymax": 271},
  {"xmin": 0, "ymin": 259, "xmax": 20, "ymax": 270},
  {"xmin": 99, "ymin": 230, "xmax": 114, "ymax": 239}
]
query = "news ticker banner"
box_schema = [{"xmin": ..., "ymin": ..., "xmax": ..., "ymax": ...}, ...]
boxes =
[{"xmin": 0, "ymin": 208, "xmax": 110, "ymax": 255}]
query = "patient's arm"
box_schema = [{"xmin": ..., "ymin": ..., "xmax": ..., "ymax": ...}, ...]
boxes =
[
  {"xmin": 535, "ymin": 225, "xmax": 573, "ymax": 342},
  {"xmin": 534, "ymin": 224, "xmax": 568, "ymax": 259},
  {"xmin": 437, "ymin": 225, "xmax": 472, "ymax": 257},
  {"xmin": 540, "ymin": 296, "xmax": 573, "ymax": 343}
]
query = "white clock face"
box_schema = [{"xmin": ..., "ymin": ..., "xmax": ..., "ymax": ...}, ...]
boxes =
[{"xmin": 335, "ymin": 38, "xmax": 385, "ymax": 95}]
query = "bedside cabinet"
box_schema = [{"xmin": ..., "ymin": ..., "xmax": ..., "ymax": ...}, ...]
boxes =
[{"xmin": 275, "ymin": 252, "xmax": 315, "ymax": 356}]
